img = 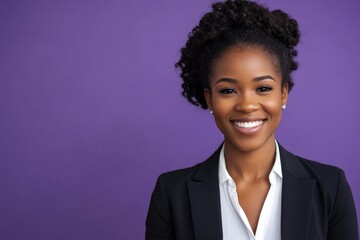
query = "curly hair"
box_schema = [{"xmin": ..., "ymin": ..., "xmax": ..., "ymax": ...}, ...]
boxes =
[{"xmin": 175, "ymin": 0, "xmax": 300, "ymax": 109}]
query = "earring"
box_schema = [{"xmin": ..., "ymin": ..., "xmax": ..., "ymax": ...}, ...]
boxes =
[
  {"xmin": 282, "ymin": 104, "xmax": 287, "ymax": 110},
  {"xmin": 210, "ymin": 110, "xmax": 214, "ymax": 115}
]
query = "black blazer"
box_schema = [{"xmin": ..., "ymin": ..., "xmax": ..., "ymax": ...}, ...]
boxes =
[{"xmin": 145, "ymin": 143, "xmax": 358, "ymax": 240}]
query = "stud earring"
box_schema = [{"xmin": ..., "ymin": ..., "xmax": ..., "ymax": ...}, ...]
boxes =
[
  {"xmin": 209, "ymin": 110, "xmax": 214, "ymax": 115},
  {"xmin": 282, "ymin": 104, "xmax": 287, "ymax": 110}
]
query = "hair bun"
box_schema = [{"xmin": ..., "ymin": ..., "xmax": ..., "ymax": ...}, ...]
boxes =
[{"xmin": 270, "ymin": 10, "xmax": 300, "ymax": 47}]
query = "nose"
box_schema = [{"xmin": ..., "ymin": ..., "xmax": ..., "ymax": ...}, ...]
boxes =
[{"xmin": 234, "ymin": 92, "xmax": 259, "ymax": 113}]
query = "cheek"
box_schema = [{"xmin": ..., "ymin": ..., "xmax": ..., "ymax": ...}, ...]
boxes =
[
  {"xmin": 210, "ymin": 96, "xmax": 234, "ymax": 132},
  {"xmin": 263, "ymin": 96, "xmax": 283, "ymax": 119},
  {"xmin": 211, "ymin": 96, "xmax": 234, "ymax": 116}
]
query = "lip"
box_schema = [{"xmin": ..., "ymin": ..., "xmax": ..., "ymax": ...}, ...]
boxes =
[{"xmin": 231, "ymin": 118, "xmax": 266, "ymax": 135}]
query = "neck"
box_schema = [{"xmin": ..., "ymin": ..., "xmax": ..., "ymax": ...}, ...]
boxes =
[{"xmin": 224, "ymin": 138, "xmax": 276, "ymax": 182}]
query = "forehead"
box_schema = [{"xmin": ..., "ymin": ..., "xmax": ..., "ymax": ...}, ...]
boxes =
[{"xmin": 210, "ymin": 46, "xmax": 280, "ymax": 81}]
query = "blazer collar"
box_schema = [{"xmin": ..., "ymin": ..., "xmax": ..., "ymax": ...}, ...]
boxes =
[
  {"xmin": 186, "ymin": 143, "xmax": 316, "ymax": 240},
  {"xmin": 279, "ymin": 143, "xmax": 312, "ymax": 179},
  {"xmin": 187, "ymin": 145, "xmax": 223, "ymax": 240},
  {"xmin": 278, "ymin": 144, "xmax": 316, "ymax": 240}
]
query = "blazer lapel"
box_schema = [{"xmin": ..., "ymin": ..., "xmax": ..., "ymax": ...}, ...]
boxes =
[
  {"xmin": 187, "ymin": 146, "xmax": 223, "ymax": 240},
  {"xmin": 186, "ymin": 143, "xmax": 316, "ymax": 240},
  {"xmin": 279, "ymin": 144, "xmax": 316, "ymax": 240}
]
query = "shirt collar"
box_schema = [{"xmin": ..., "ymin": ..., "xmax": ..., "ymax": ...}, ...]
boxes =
[
  {"xmin": 218, "ymin": 144, "xmax": 231, "ymax": 184},
  {"xmin": 218, "ymin": 140, "xmax": 283, "ymax": 184},
  {"xmin": 273, "ymin": 140, "xmax": 283, "ymax": 179}
]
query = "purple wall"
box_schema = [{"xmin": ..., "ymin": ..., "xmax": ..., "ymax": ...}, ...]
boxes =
[{"xmin": 0, "ymin": 0, "xmax": 359, "ymax": 239}]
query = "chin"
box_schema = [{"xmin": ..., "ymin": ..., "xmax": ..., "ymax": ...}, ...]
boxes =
[{"xmin": 224, "ymin": 134, "xmax": 275, "ymax": 154}]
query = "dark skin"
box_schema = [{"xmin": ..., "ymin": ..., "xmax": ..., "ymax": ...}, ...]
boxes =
[{"xmin": 204, "ymin": 45, "xmax": 288, "ymax": 234}]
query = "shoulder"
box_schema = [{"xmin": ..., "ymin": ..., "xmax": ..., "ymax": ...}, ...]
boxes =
[
  {"xmin": 280, "ymin": 144, "xmax": 344, "ymax": 185},
  {"xmin": 157, "ymin": 162, "xmax": 201, "ymax": 188},
  {"xmin": 280, "ymin": 145, "xmax": 351, "ymax": 206},
  {"xmin": 154, "ymin": 144, "xmax": 222, "ymax": 197},
  {"xmin": 296, "ymin": 155, "xmax": 343, "ymax": 183},
  {"xmin": 150, "ymin": 162, "xmax": 205, "ymax": 206},
  {"xmin": 296, "ymin": 156, "xmax": 349, "ymax": 202}
]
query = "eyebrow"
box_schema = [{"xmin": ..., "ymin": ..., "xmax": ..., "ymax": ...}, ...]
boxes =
[
  {"xmin": 215, "ymin": 75, "xmax": 275, "ymax": 85},
  {"xmin": 253, "ymin": 75, "xmax": 275, "ymax": 82}
]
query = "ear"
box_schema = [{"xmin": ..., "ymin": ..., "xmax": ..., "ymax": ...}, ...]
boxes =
[
  {"xmin": 281, "ymin": 84, "xmax": 289, "ymax": 106},
  {"xmin": 204, "ymin": 88, "xmax": 213, "ymax": 110}
]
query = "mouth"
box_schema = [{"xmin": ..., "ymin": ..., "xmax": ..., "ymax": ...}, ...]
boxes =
[
  {"xmin": 231, "ymin": 119, "xmax": 266, "ymax": 135},
  {"xmin": 232, "ymin": 120, "xmax": 265, "ymax": 128}
]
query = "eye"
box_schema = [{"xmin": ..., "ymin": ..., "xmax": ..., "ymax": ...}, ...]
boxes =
[
  {"xmin": 256, "ymin": 85, "xmax": 273, "ymax": 92},
  {"xmin": 219, "ymin": 88, "xmax": 236, "ymax": 94}
]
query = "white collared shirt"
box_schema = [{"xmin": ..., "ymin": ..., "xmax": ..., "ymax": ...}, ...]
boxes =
[{"xmin": 218, "ymin": 141, "xmax": 283, "ymax": 240}]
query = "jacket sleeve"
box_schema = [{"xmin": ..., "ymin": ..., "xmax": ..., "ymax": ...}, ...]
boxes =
[
  {"xmin": 145, "ymin": 174, "xmax": 175, "ymax": 240},
  {"xmin": 327, "ymin": 170, "xmax": 359, "ymax": 240}
]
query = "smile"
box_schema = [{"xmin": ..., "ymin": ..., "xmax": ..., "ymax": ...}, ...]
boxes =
[
  {"xmin": 233, "ymin": 120, "xmax": 264, "ymax": 128},
  {"xmin": 231, "ymin": 119, "xmax": 266, "ymax": 135}
]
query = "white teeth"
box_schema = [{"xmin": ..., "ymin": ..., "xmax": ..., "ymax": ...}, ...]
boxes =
[{"xmin": 233, "ymin": 120, "xmax": 263, "ymax": 128}]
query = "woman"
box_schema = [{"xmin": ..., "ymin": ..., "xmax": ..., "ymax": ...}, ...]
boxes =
[{"xmin": 145, "ymin": 0, "xmax": 358, "ymax": 239}]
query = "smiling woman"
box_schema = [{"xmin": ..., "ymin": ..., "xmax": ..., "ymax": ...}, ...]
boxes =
[
  {"xmin": 145, "ymin": 0, "xmax": 358, "ymax": 240},
  {"xmin": 204, "ymin": 47, "xmax": 287, "ymax": 154}
]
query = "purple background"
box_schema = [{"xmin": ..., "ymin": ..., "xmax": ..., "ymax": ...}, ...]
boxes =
[{"xmin": 0, "ymin": 0, "xmax": 359, "ymax": 239}]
